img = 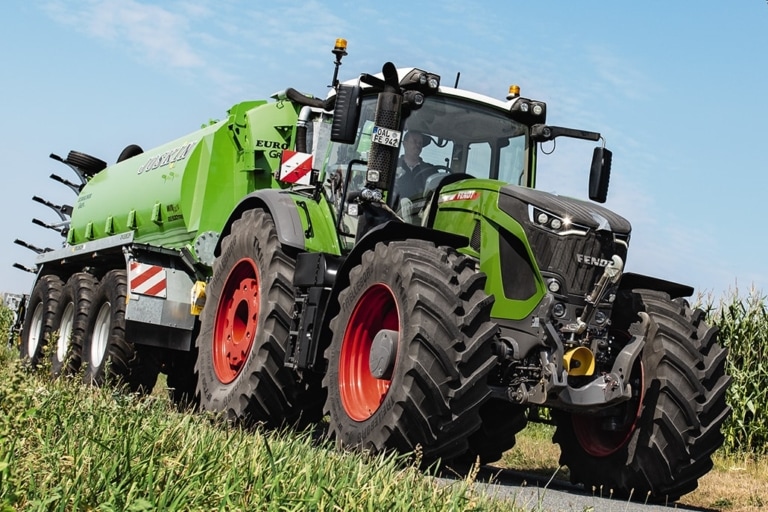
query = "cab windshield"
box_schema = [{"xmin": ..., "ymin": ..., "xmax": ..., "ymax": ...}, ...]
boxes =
[{"xmin": 318, "ymin": 93, "xmax": 530, "ymax": 240}]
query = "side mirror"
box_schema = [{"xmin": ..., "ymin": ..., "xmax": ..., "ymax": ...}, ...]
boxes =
[
  {"xmin": 589, "ymin": 147, "xmax": 612, "ymax": 203},
  {"xmin": 331, "ymin": 85, "xmax": 362, "ymax": 144}
]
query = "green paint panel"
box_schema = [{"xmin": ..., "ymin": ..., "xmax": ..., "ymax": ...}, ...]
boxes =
[{"xmin": 432, "ymin": 179, "xmax": 546, "ymax": 320}]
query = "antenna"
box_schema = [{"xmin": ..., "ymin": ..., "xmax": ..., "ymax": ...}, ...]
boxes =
[{"xmin": 454, "ymin": 72, "xmax": 461, "ymax": 88}]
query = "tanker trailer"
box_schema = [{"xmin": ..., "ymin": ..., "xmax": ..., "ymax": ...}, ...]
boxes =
[{"xmin": 16, "ymin": 86, "xmax": 328, "ymax": 397}]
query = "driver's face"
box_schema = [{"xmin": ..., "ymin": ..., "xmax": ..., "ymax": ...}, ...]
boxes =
[{"xmin": 404, "ymin": 135, "xmax": 422, "ymax": 156}]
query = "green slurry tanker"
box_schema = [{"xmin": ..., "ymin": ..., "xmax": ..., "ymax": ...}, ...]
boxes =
[{"xmin": 13, "ymin": 40, "xmax": 730, "ymax": 501}]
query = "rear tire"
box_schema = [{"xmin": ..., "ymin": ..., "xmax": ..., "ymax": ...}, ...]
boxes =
[
  {"xmin": 83, "ymin": 269, "xmax": 159, "ymax": 393},
  {"xmin": 553, "ymin": 289, "xmax": 731, "ymax": 501},
  {"xmin": 51, "ymin": 272, "xmax": 97, "ymax": 376},
  {"xmin": 20, "ymin": 275, "xmax": 63, "ymax": 369},
  {"xmin": 323, "ymin": 241, "xmax": 497, "ymax": 463},
  {"xmin": 194, "ymin": 209, "xmax": 319, "ymax": 427},
  {"xmin": 463, "ymin": 400, "xmax": 528, "ymax": 464}
]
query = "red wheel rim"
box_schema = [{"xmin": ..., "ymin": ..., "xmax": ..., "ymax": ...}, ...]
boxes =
[
  {"xmin": 572, "ymin": 359, "xmax": 645, "ymax": 457},
  {"xmin": 213, "ymin": 258, "xmax": 260, "ymax": 384},
  {"xmin": 339, "ymin": 284, "xmax": 399, "ymax": 421}
]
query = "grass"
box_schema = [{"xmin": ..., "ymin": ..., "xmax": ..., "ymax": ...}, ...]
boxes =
[
  {"xmin": 0, "ymin": 345, "xmax": 518, "ymax": 511},
  {"xmin": 2, "ymin": 287, "xmax": 767, "ymax": 510}
]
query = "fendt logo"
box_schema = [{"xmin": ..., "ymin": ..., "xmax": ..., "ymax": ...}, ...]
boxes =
[{"xmin": 576, "ymin": 254, "xmax": 612, "ymax": 267}]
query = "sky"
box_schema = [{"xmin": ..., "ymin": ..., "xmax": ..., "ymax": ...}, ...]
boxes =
[{"xmin": 1, "ymin": 1, "xmax": 766, "ymax": 302}]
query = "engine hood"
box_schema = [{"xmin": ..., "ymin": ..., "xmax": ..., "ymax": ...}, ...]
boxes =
[{"xmin": 499, "ymin": 185, "xmax": 631, "ymax": 236}]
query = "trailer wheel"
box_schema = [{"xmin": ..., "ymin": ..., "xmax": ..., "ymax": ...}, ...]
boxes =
[
  {"xmin": 553, "ymin": 289, "xmax": 731, "ymax": 501},
  {"xmin": 83, "ymin": 269, "xmax": 159, "ymax": 393},
  {"xmin": 323, "ymin": 241, "xmax": 497, "ymax": 463},
  {"xmin": 20, "ymin": 275, "xmax": 63, "ymax": 368},
  {"xmin": 195, "ymin": 209, "xmax": 318, "ymax": 427},
  {"xmin": 51, "ymin": 272, "xmax": 97, "ymax": 377},
  {"xmin": 166, "ymin": 345, "xmax": 199, "ymax": 408}
]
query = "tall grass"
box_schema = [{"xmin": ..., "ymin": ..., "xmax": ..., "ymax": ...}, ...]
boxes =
[
  {"xmin": 703, "ymin": 287, "xmax": 768, "ymax": 455},
  {"xmin": 0, "ymin": 342, "xmax": 512, "ymax": 511}
]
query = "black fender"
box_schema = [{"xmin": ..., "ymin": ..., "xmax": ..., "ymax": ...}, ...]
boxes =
[
  {"xmin": 215, "ymin": 189, "xmax": 306, "ymax": 257},
  {"xmin": 618, "ymin": 272, "xmax": 694, "ymax": 299}
]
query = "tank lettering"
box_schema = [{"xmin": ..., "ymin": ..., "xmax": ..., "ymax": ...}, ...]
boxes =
[
  {"xmin": 137, "ymin": 141, "xmax": 198, "ymax": 174},
  {"xmin": 254, "ymin": 139, "xmax": 289, "ymax": 150}
]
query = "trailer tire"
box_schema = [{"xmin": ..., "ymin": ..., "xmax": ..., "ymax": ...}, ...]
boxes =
[
  {"xmin": 51, "ymin": 272, "xmax": 97, "ymax": 377},
  {"xmin": 323, "ymin": 241, "xmax": 497, "ymax": 463},
  {"xmin": 194, "ymin": 209, "xmax": 318, "ymax": 427},
  {"xmin": 553, "ymin": 289, "xmax": 731, "ymax": 501},
  {"xmin": 20, "ymin": 275, "xmax": 64, "ymax": 369},
  {"xmin": 167, "ymin": 345, "xmax": 199, "ymax": 408},
  {"xmin": 83, "ymin": 269, "xmax": 159, "ymax": 393}
]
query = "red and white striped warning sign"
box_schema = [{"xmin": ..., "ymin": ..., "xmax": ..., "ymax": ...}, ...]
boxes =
[
  {"xmin": 278, "ymin": 150, "xmax": 314, "ymax": 185},
  {"xmin": 129, "ymin": 261, "xmax": 167, "ymax": 298}
]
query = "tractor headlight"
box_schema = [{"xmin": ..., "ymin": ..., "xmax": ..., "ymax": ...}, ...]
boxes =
[{"xmin": 529, "ymin": 206, "xmax": 584, "ymax": 235}]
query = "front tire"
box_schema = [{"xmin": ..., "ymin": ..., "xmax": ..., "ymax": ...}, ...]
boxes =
[
  {"xmin": 323, "ymin": 241, "xmax": 497, "ymax": 463},
  {"xmin": 20, "ymin": 275, "xmax": 63, "ymax": 368},
  {"xmin": 553, "ymin": 289, "xmax": 731, "ymax": 501},
  {"xmin": 194, "ymin": 209, "xmax": 318, "ymax": 427}
]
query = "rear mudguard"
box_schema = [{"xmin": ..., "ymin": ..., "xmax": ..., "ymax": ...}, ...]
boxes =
[{"xmin": 215, "ymin": 188, "xmax": 342, "ymax": 257}]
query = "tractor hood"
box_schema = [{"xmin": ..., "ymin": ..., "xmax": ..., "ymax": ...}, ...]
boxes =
[
  {"xmin": 498, "ymin": 185, "xmax": 631, "ymax": 237},
  {"xmin": 497, "ymin": 185, "xmax": 631, "ymax": 298}
]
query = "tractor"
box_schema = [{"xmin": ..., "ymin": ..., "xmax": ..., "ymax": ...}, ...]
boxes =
[{"xmin": 14, "ymin": 39, "xmax": 729, "ymax": 501}]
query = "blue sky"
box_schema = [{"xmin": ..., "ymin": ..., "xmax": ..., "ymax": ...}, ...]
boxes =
[{"xmin": 1, "ymin": 1, "xmax": 766, "ymax": 301}]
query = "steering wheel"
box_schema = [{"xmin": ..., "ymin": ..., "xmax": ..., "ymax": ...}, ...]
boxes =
[{"xmin": 413, "ymin": 164, "xmax": 450, "ymax": 184}]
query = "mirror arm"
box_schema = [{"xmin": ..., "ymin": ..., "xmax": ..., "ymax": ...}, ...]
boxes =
[{"xmin": 531, "ymin": 124, "xmax": 601, "ymax": 143}]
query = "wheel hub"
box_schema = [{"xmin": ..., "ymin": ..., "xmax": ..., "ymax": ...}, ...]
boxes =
[
  {"xmin": 213, "ymin": 258, "xmax": 260, "ymax": 384},
  {"xmin": 369, "ymin": 329, "xmax": 398, "ymax": 379}
]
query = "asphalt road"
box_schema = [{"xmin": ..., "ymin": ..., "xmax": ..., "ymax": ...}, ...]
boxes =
[{"xmin": 440, "ymin": 465, "xmax": 716, "ymax": 512}]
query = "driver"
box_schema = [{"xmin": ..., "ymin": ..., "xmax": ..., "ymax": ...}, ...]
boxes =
[{"xmin": 394, "ymin": 130, "xmax": 432, "ymax": 207}]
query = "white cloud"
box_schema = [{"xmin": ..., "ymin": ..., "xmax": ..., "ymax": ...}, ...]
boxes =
[{"xmin": 43, "ymin": 0, "xmax": 203, "ymax": 68}]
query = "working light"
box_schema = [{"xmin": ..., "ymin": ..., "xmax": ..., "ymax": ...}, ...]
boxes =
[{"xmin": 333, "ymin": 38, "xmax": 348, "ymax": 54}]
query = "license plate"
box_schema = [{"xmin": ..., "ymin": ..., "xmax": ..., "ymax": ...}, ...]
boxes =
[{"xmin": 372, "ymin": 126, "xmax": 401, "ymax": 147}]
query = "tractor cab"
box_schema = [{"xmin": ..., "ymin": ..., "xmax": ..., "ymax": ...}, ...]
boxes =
[{"xmin": 310, "ymin": 60, "xmax": 611, "ymax": 250}]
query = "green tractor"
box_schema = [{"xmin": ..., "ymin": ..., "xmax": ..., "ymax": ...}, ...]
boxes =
[{"xmin": 15, "ymin": 40, "xmax": 729, "ymax": 501}]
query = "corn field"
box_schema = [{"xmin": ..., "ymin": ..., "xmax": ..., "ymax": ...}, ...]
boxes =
[{"xmin": 702, "ymin": 287, "xmax": 768, "ymax": 455}]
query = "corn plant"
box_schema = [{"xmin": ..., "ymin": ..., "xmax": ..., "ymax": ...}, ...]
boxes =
[{"xmin": 704, "ymin": 287, "xmax": 768, "ymax": 454}]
